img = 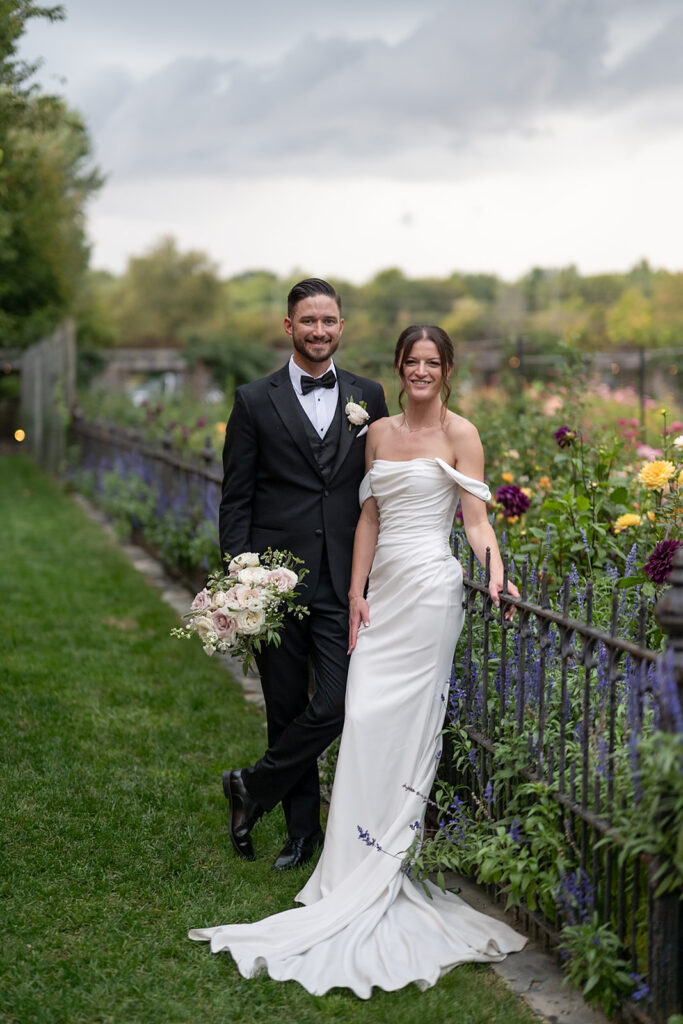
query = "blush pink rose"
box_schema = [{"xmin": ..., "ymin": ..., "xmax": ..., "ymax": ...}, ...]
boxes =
[
  {"xmin": 225, "ymin": 584, "xmax": 262, "ymax": 609},
  {"xmin": 211, "ymin": 610, "xmax": 238, "ymax": 641},
  {"xmin": 191, "ymin": 588, "xmax": 213, "ymax": 611},
  {"xmin": 266, "ymin": 567, "xmax": 299, "ymax": 594}
]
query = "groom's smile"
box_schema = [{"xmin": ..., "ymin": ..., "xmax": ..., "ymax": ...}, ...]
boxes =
[{"xmin": 285, "ymin": 295, "xmax": 344, "ymax": 375}]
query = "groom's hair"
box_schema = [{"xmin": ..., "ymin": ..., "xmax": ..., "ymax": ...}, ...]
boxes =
[{"xmin": 287, "ymin": 278, "xmax": 342, "ymax": 317}]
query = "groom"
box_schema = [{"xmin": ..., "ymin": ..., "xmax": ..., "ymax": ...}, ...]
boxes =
[{"xmin": 219, "ymin": 278, "xmax": 388, "ymax": 869}]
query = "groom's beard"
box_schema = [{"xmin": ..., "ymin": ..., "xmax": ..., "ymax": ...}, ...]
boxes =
[{"xmin": 292, "ymin": 332, "xmax": 340, "ymax": 365}]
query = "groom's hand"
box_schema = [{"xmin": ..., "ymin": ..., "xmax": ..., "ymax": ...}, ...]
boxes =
[{"xmin": 348, "ymin": 596, "xmax": 370, "ymax": 654}]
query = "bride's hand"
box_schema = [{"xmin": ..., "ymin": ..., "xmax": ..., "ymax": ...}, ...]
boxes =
[
  {"xmin": 489, "ymin": 578, "xmax": 519, "ymax": 621},
  {"xmin": 348, "ymin": 596, "xmax": 370, "ymax": 654}
]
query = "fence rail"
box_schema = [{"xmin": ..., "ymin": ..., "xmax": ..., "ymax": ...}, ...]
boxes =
[{"xmin": 68, "ymin": 416, "xmax": 682, "ymax": 1023}]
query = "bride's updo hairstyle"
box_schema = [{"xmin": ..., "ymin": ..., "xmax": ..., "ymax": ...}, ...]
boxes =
[{"xmin": 394, "ymin": 324, "xmax": 454, "ymax": 414}]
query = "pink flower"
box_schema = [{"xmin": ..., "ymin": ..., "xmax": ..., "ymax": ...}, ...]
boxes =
[
  {"xmin": 191, "ymin": 588, "xmax": 213, "ymax": 612},
  {"xmin": 635, "ymin": 444, "xmax": 663, "ymax": 460},
  {"xmin": 266, "ymin": 567, "xmax": 299, "ymax": 594},
  {"xmin": 224, "ymin": 584, "xmax": 261, "ymax": 609},
  {"xmin": 211, "ymin": 609, "xmax": 238, "ymax": 641}
]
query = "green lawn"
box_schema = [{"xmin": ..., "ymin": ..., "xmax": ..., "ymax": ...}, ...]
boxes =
[{"xmin": 0, "ymin": 455, "xmax": 539, "ymax": 1024}]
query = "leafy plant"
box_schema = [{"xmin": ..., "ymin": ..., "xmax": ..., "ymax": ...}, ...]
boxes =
[{"xmin": 559, "ymin": 915, "xmax": 633, "ymax": 1018}]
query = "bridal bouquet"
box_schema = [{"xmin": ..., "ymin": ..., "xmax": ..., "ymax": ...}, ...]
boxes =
[{"xmin": 171, "ymin": 549, "xmax": 308, "ymax": 673}]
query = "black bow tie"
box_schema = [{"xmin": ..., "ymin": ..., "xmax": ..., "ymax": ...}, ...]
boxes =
[{"xmin": 300, "ymin": 369, "xmax": 337, "ymax": 395}]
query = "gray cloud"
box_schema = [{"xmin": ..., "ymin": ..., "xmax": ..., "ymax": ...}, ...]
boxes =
[{"xmin": 34, "ymin": 0, "xmax": 683, "ymax": 180}]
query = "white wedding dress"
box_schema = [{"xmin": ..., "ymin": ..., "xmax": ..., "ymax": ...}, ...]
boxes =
[{"xmin": 189, "ymin": 458, "xmax": 526, "ymax": 997}]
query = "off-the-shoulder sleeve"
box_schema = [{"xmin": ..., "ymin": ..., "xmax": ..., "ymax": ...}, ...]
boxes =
[
  {"xmin": 359, "ymin": 472, "xmax": 373, "ymax": 507},
  {"xmin": 435, "ymin": 457, "xmax": 491, "ymax": 501}
]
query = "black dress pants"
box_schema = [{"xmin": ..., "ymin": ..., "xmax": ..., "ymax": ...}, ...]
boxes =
[{"xmin": 243, "ymin": 555, "xmax": 349, "ymax": 839}]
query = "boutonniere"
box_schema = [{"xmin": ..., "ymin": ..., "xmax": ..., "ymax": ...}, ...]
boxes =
[{"xmin": 345, "ymin": 397, "xmax": 370, "ymax": 432}]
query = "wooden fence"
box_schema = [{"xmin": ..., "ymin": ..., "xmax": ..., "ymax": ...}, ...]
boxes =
[{"xmin": 20, "ymin": 320, "xmax": 76, "ymax": 472}]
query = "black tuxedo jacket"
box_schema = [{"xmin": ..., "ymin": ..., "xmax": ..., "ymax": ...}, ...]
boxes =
[{"xmin": 219, "ymin": 364, "xmax": 388, "ymax": 604}]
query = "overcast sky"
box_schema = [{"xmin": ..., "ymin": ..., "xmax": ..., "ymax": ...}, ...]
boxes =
[{"xmin": 21, "ymin": 0, "xmax": 683, "ymax": 281}]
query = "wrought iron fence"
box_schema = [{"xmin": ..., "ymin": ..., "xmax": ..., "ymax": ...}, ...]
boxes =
[
  {"xmin": 67, "ymin": 415, "xmax": 682, "ymax": 1022},
  {"xmin": 69, "ymin": 414, "xmax": 222, "ymax": 590},
  {"xmin": 448, "ymin": 546, "xmax": 682, "ymax": 1024}
]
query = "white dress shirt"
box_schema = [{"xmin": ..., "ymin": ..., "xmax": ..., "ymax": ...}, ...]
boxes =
[{"xmin": 288, "ymin": 356, "xmax": 339, "ymax": 438}]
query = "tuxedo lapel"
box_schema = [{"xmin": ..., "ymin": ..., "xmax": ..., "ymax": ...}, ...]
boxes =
[
  {"xmin": 267, "ymin": 366, "xmax": 324, "ymax": 478},
  {"xmin": 329, "ymin": 368, "xmax": 365, "ymax": 481}
]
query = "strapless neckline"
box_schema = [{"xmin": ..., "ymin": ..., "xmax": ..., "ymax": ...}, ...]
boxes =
[{"xmin": 372, "ymin": 457, "xmax": 438, "ymax": 464}]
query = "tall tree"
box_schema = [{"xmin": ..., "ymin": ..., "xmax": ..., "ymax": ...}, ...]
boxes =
[
  {"xmin": 0, "ymin": 2, "xmax": 101, "ymax": 346},
  {"xmin": 108, "ymin": 236, "xmax": 222, "ymax": 345}
]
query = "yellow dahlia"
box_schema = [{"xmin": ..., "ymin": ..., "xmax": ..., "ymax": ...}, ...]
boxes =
[
  {"xmin": 538, "ymin": 476, "xmax": 552, "ymax": 490},
  {"xmin": 614, "ymin": 513, "xmax": 641, "ymax": 534},
  {"xmin": 502, "ymin": 471, "xmax": 514, "ymax": 483},
  {"xmin": 638, "ymin": 460, "xmax": 675, "ymax": 490}
]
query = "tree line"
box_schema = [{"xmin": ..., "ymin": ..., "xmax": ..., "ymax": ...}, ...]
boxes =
[{"xmin": 77, "ymin": 237, "xmax": 683, "ymax": 384}]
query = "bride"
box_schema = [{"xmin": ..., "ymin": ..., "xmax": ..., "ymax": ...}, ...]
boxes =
[{"xmin": 189, "ymin": 324, "xmax": 526, "ymax": 997}]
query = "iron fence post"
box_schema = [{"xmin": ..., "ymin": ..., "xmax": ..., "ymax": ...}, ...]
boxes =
[{"xmin": 650, "ymin": 547, "xmax": 683, "ymax": 1022}]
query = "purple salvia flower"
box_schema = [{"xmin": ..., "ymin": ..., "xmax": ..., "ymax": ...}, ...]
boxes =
[
  {"xmin": 357, "ymin": 826, "xmax": 380, "ymax": 849},
  {"xmin": 629, "ymin": 974, "xmax": 650, "ymax": 1003},
  {"xmin": 555, "ymin": 869, "xmax": 594, "ymax": 925},
  {"xmin": 507, "ymin": 818, "xmax": 523, "ymax": 843},
  {"xmin": 624, "ymin": 542, "xmax": 638, "ymax": 578}
]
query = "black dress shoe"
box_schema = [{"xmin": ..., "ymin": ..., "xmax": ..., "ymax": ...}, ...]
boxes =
[
  {"xmin": 273, "ymin": 830, "xmax": 324, "ymax": 871},
  {"xmin": 223, "ymin": 769, "xmax": 263, "ymax": 861}
]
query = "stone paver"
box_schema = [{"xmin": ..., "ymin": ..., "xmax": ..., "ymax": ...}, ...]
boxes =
[
  {"xmin": 72, "ymin": 491, "xmax": 609, "ymax": 1024},
  {"xmin": 449, "ymin": 876, "xmax": 608, "ymax": 1023}
]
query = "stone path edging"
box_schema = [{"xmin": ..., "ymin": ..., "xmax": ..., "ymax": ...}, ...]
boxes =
[{"xmin": 72, "ymin": 491, "xmax": 608, "ymax": 1024}]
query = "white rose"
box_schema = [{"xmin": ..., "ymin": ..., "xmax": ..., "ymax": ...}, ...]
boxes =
[
  {"xmin": 237, "ymin": 566, "xmax": 270, "ymax": 586},
  {"xmin": 235, "ymin": 607, "xmax": 266, "ymax": 635},
  {"xmin": 673, "ymin": 434, "xmax": 683, "ymax": 449},
  {"xmin": 212, "ymin": 590, "xmax": 230, "ymax": 608},
  {"xmin": 346, "ymin": 402, "xmax": 370, "ymax": 426},
  {"xmin": 228, "ymin": 552, "xmax": 260, "ymax": 573},
  {"xmin": 193, "ymin": 614, "xmax": 215, "ymax": 639}
]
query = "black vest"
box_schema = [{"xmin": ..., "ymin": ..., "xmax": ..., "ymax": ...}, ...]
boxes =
[{"xmin": 296, "ymin": 395, "xmax": 343, "ymax": 480}]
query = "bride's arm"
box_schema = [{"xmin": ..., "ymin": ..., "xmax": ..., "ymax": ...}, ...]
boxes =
[
  {"xmin": 451, "ymin": 421, "xmax": 519, "ymax": 618},
  {"xmin": 347, "ymin": 497, "xmax": 379, "ymax": 653},
  {"xmin": 348, "ymin": 424, "xmax": 381, "ymax": 653}
]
